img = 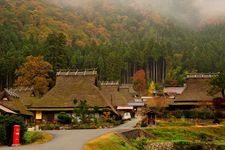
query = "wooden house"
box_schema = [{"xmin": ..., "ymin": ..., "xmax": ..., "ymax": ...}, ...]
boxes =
[
  {"xmin": 100, "ymin": 81, "xmax": 133, "ymax": 116},
  {"xmin": 0, "ymin": 104, "xmax": 17, "ymax": 114},
  {"xmin": 28, "ymin": 69, "xmax": 118, "ymax": 123},
  {"xmin": 100, "ymin": 81, "xmax": 128, "ymax": 106},
  {"xmin": 0, "ymin": 89, "xmax": 33, "ymax": 123},
  {"xmin": 8, "ymin": 87, "xmax": 36, "ymax": 107},
  {"xmin": 169, "ymin": 73, "xmax": 219, "ymax": 109},
  {"xmin": 118, "ymin": 84, "xmax": 136, "ymax": 102}
]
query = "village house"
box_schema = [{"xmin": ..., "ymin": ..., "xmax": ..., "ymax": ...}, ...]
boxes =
[
  {"xmin": 8, "ymin": 87, "xmax": 36, "ymax": 108},
  {"xmin": 27, "ymin": 69, "xmax": 118, "ymax": 123},
  {"xmin": 169, "ymin": 73, "xmax": 219, "ymax": 109},
  {"xmin": 0, "ymin": 104, "xmax": 17, "ymax": 115},
  {"xmin": 118, "ymin": 84, "xmax": 137, "ymax": 102},
  {"xmin": 164, "ymin": 86, "xmax": 186, "ymax": 99},
  {"xmin": 100, "ymin": 81, "xmax": 133, "ymax": 116},
  {"xmin": 0, "ymin": 88, "xmax": 33, "ymax": 123},
  {"xmin": 117, "ymin": 84, "xmax": 145, "ymax": 115}
]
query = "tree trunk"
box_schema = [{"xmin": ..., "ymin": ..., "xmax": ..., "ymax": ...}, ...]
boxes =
[
  {"xmin": 153, "ymin": 60, "xmax": 155, "ymax": 83},
  {"xmin": 127, "ymin": 63, "xmax": 129, "ymax": 83},
  {"xmin": 146, "ymin": 59, "xmax": 150, "ymax": 83},
  {"xmin": 222, "ymin": 89, "xmax": 225, "ymax": 98},
  {"xmin": 155, "ymin": 60, "xmax": 158, "ymax": 83}
]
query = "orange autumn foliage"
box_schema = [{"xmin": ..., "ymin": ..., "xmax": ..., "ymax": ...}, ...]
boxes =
[
  {"xmin": 133, "ymin": 69, "xmax": 146, "ymax": 95},
  {"xmin": 15, "ymin": 56, "xmax": 52, "ymax": 96}
]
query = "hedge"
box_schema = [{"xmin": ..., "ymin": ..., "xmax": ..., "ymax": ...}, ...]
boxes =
[
  {"xmin": 0, "ymin": 114, "xmax": 27, "ymax": 146},
  {"xmin": 160, "ymin": 108, "xmax": 219, "ymax": 119}
]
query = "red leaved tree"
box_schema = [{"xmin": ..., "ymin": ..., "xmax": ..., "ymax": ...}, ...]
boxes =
[{"xmin": 133, "ymin": 69, "xmax": 146, "ymax": 96}]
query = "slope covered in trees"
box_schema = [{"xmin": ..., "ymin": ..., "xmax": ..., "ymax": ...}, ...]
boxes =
[{"xmin": 1, "ymin": 0, "xmax": 225, "ymax": 89}]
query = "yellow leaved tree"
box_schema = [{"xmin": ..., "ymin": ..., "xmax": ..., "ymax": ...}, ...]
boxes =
[
  {"xmin": 15, "ymin": 56, "xmax": 52, "ymax": 97},
  {"xmin": 148, "ymin": 81, "xmax": 156, "ymax": 96}
]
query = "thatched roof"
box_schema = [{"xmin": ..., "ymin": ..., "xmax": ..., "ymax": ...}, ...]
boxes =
[
  {"xmin": 145, "ymin": 96, "xmax": 170, "ymax": 108},
  {"xmin": 0, "ymin": 104, "xmax": 17, "ymax": 114},
  {"xmin": 186, "ymin": 73, "xmax": 218, "ymax": 79},
  {"xmin": 0, "ymin": 89, "xmax": 33, "ymax": 116},
  {"xmin": 30, "ymin": 74, "xmax": 118, "ymax": 114},
  {"xmin": 118, "ymin": 84, "xmax": 136, "ymax": 102},
  {"xmin": 56, "ymin": 69, "xmax": 97, "ymax": 85},
  {"xmin": 175, "ymin": 78, "xmax": 218, "ymax": 101},
  {"xmin": 9, "ymin": 87, "xmax": 36, "ymax": 106},
  {"xmin": 100, "ymin": 83, "xmax": 128, "ymax": 106}
]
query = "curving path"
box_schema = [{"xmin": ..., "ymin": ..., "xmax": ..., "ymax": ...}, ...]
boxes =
[{"xmin": 1, "ymin": 118, "xmax": 139, "ymax": 150}]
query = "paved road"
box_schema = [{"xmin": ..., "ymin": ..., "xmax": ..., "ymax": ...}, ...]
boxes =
[{"xmin": 1, "ymin": 118, "xmax": 139, "ymax": 150}]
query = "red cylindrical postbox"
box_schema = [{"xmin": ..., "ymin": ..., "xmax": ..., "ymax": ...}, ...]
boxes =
[{"xmin": 12, "ymin": 125, "xmax": 20, "ymax": 146}]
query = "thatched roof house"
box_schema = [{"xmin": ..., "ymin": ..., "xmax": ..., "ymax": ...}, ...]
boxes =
[
  {"xmin": 118, "ymin": 84, "xmax": 136, "ymax": 102},
  {"xmin": 146, "ymin": 96, "xmax": 170, "ymax": 108},
  {"xmin": 100, "ymin": 81, "xmax": 128, "ymax": 106},
  {"xmin": 29, "ymin": 69, "xmax": 117, "ymax": 114},
  {"xmin": 170, "ymin": 73, "xmax": 219, "ymax": 108},
  {"xmin": 9, "ymin": 87, "xmax": 35, "ymax": 107},
  {"xmin": 0, "ymin": 89, "xmax": 33, "ymax": 116}
]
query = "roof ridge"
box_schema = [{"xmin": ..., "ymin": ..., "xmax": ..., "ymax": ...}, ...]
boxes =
[{"xmin": 57, "ymin": 68, "xmax": 97, "ymax": 76}]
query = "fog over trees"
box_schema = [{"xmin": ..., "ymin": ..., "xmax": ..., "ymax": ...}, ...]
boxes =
[{"xmin": 1, "ymin": 0, "xmax": 225, "ymax": 89}]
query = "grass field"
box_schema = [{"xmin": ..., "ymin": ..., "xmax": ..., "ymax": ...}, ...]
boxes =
[
  {"xmin": 84, "ymin": 133, "xmax": 136, "ymax": 150},
  {"xmin": 145, "ymin": 119, "xmax": 225, "ymax": 148}
]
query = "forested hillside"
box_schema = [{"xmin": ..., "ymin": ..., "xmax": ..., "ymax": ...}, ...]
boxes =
[{"xmin": 1, "ymin": 0, "xmax": 225, "ymax": 89}]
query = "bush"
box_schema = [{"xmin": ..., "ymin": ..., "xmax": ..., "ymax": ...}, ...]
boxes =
[
  {"xmin": 170, "ymin": 108, "xmax": 215, "ymax": 119},
  {"xmin": 197, "ymin": 108, "xmax": 215, "ymax": 119},
  {"xmin": 57, "ymin": 112, "xmax": 72, "ymax": 124},
  {"xmin": 40, "ymin": 123, "xmax": 60, "ymax": 130},
  {"xmin": 24, "ymin": 132, "xmax": 43, "ymax": 144},
  {"xmin": 0, "ymin": 124, "xmax": 6, "ymax": 145},
  {"xmin": 215, "ymin": 111, "xmax": 225, "ymax": 118},
  {"xmin": 0, "ymin": 114, "xmax": 27, "ymax": 146},
  {"xmin": 132, "ymin": 138, "xmax": 148, "ymax": 149}
]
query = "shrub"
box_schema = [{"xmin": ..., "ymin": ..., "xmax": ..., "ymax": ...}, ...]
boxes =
[
  {"xmin": 215, "ymin": 111, "xmax": 225, "ymax": 118},
  {"xmin": 170, "ymin": 108, "xmax": 215, "ymax": 119},
  {"xmin": 0, "ymin": 114, "xmax": 27, "ymax": 146},
  {"xmin": 39, "ymin": 123, "xmax": 60, "ymax": 130},
  {"xmin": 132, "ymin": 138, "xmax": 148, "ymax": 149},
  {"xmin": 57, "ymin": 112, "xmax": 72, "ymax": 124},
  {"xmin": 0, "ymin": 124, "xmax": 6, "ymax": 145},
  {"xmin": 24, "ymin": 132, "xmax": 43, "ymax": 144}
]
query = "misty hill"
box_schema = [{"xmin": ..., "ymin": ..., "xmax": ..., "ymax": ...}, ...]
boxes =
[
  {"xmin": 0, "ymin": 0, "xmax": 171, "ymax": 46},
  {"xmin": 1, "ymin": 0, "xmax": 225, "ymax": 89}
]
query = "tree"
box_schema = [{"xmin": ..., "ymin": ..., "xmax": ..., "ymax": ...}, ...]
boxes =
[
  {"xmin": 133, "ymin": 69, "xmax": 146, "ymax": 96},
  {"xmin": 148, "ymin": 81, "xmax": 155, "ymax": 96},
  {"xmin": 44, "ymin": 32, "xmax": 68, "ymax": 70},
  {"xmin": 74, "ymin": 100, "xmax": 90, "ymax": 123},
  {"xmin": 209, "ymin": 72, "xmax": 225, "ymax": 98},
  {"xmin": 15, "ymin": 56, "xmax": 52, "ymax": 96}
]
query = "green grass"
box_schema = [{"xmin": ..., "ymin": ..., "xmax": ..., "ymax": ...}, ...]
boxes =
[{"xmin": 85, "ymin": 133, "xmax": 136, "ymax": 150}]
